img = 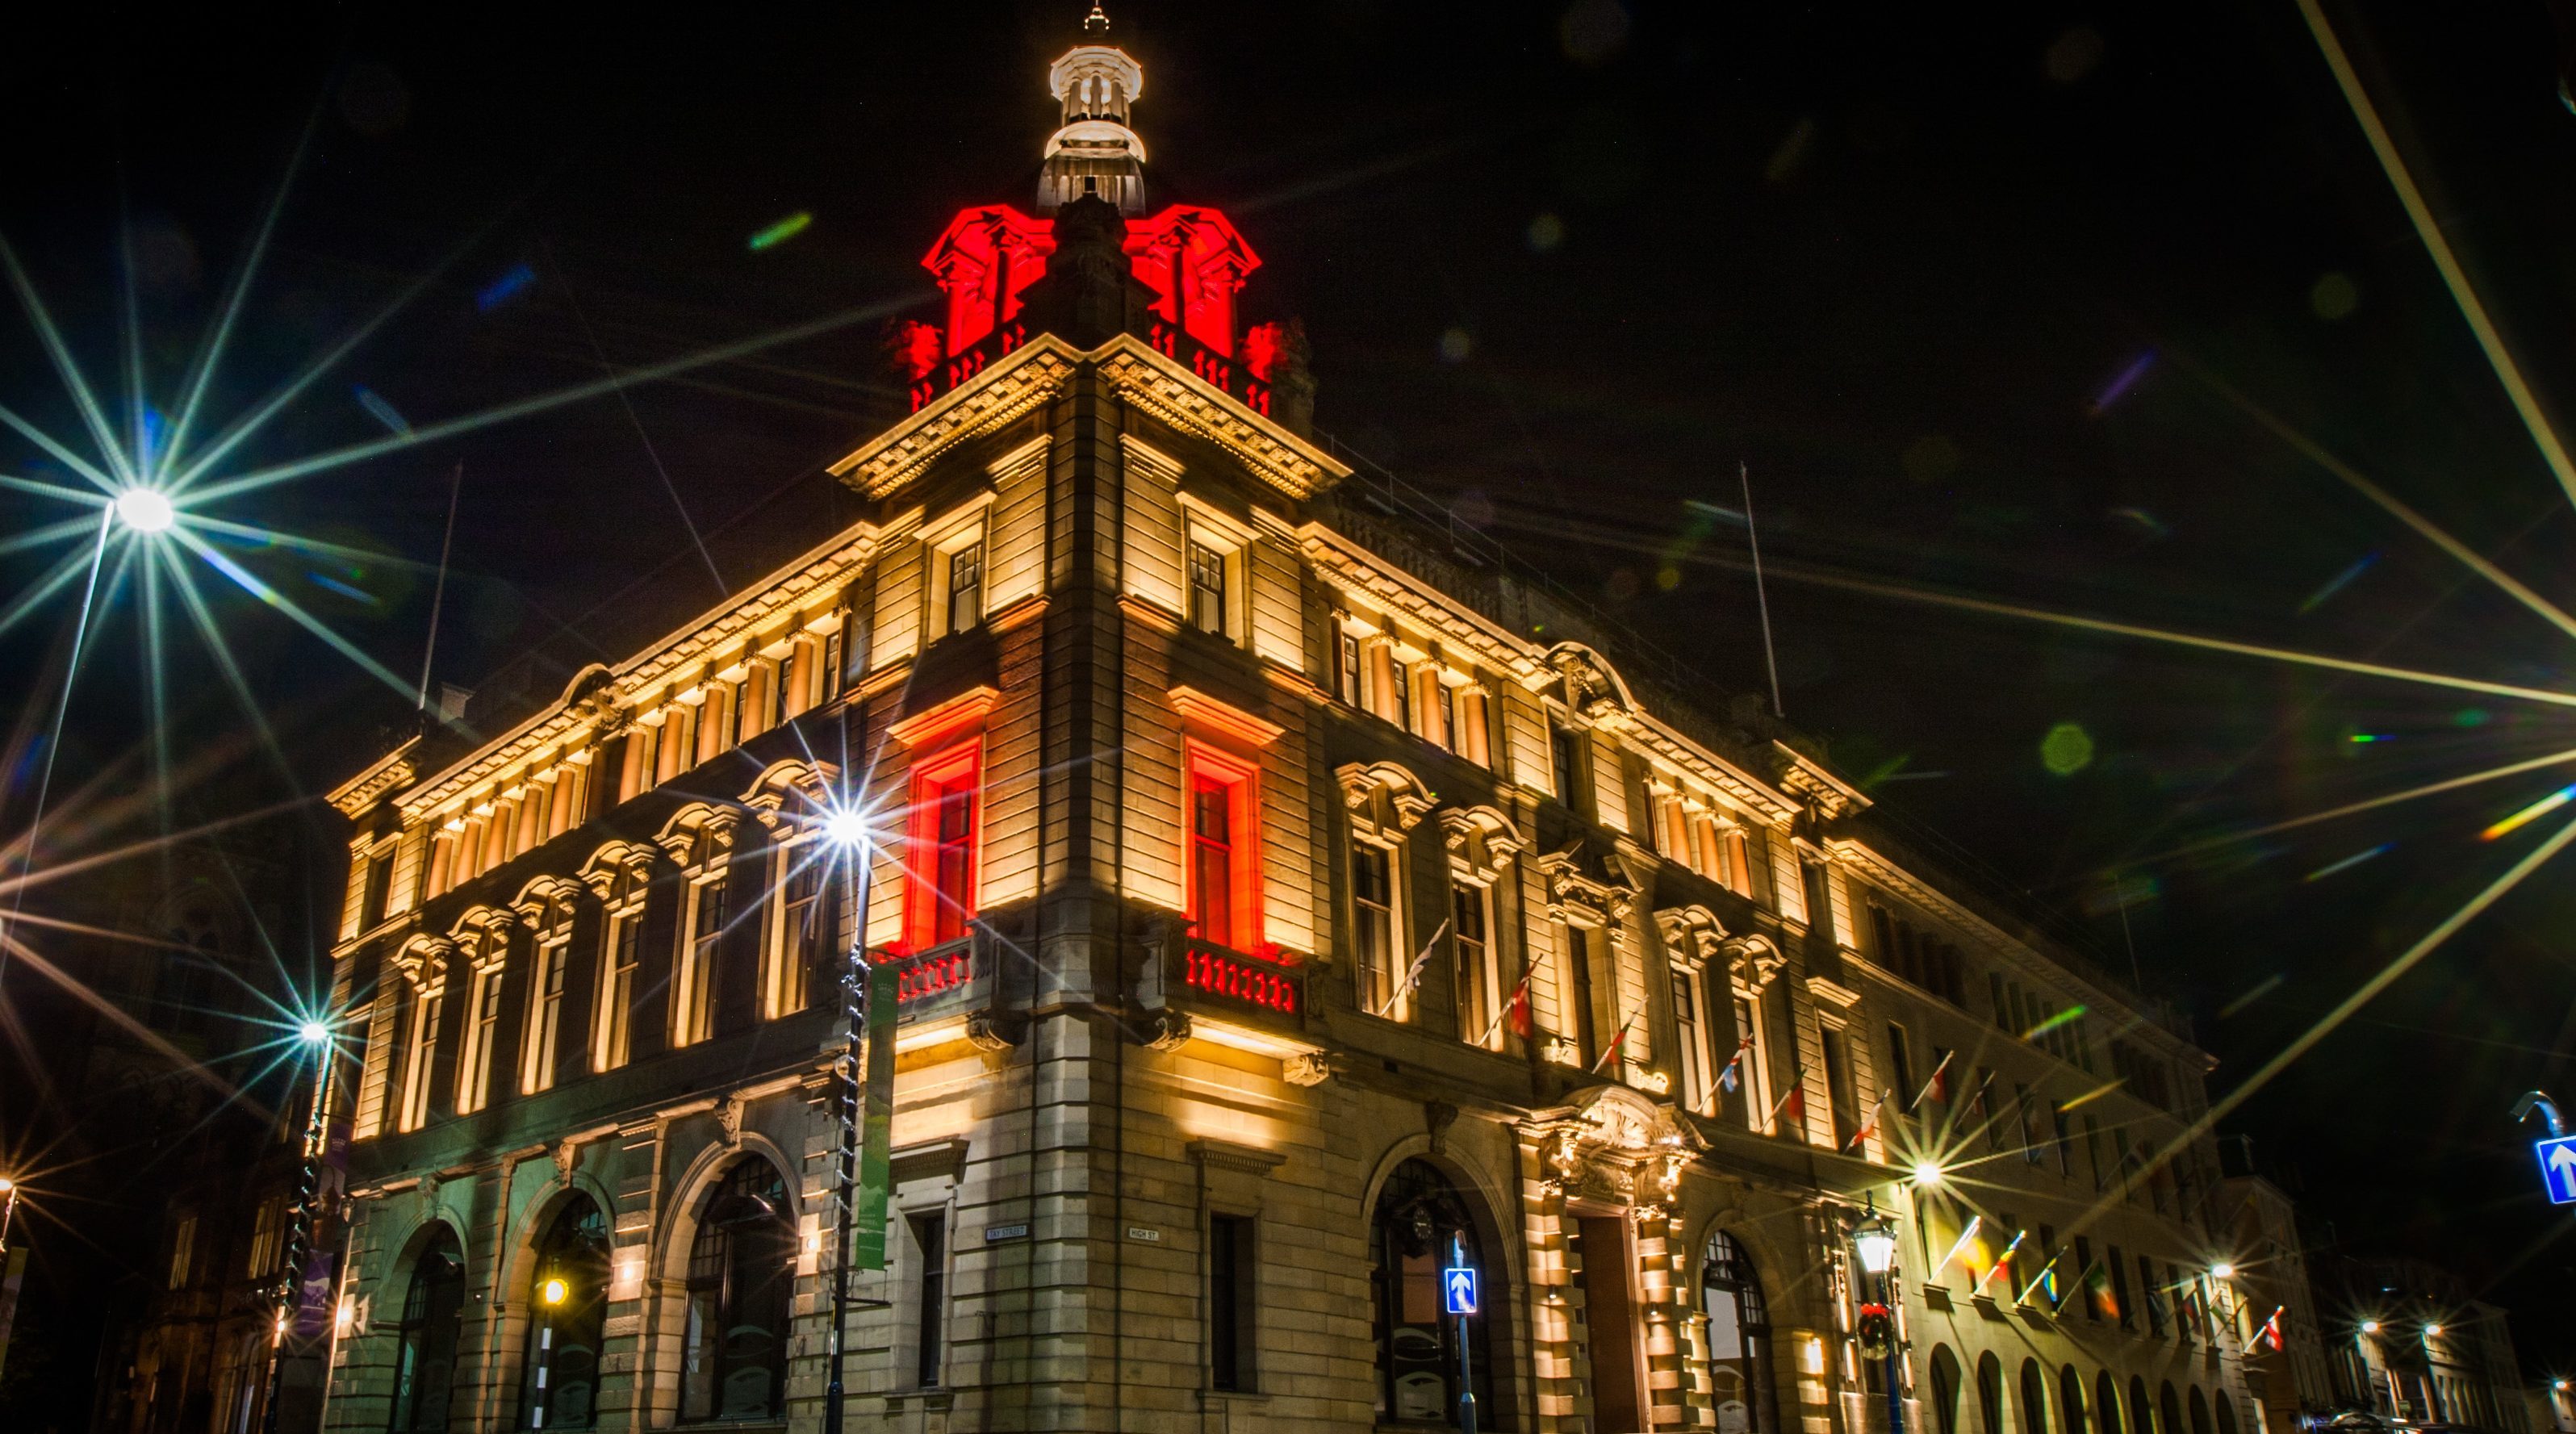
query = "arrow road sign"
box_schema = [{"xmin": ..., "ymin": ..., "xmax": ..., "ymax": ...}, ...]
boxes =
[
  {"xmin": 2536, "ymin": 1135, "xmax": 2576, "ymax": 1205},
  {"xmin": 1444, "ymin": 1265, "xmax": 1478, "ymax": 1317}
]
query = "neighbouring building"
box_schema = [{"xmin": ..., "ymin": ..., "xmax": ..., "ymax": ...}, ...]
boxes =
[
  {"xmin": 2213, "ymin": 1164, "xmax": 2336, "ymax": 1434},
  {"xmin": 303, "ymin": 12, "xmax": 2262, "ymax": 1434},
  {"xmin": 2317, "ymin": 1256, "xmax": 2531, "ymax": 1434}
]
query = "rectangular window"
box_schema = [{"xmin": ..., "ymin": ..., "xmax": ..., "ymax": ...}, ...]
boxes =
[
  {"xmin": 2076, "ymin": 1237, "xmax": 2101, "ymax": 1321},
  {"xmin": 1351, "ymin": 842, "xmax": 1398, "ymax": 1016},
  {"xmin": 2018, "ymin": 1083, "xmax": 2044, "ymax": 1165},
  {"xmin": 2142, "ymin": 1256, "xmax": 2167, "ymax": 1335},
  {"xmin": 912, "ymin": 1212, "xmax": 947, "ymax": 1389},
  {"xmin": 246, "ymin": 1199, "xmax": 283, "ymax": 1278},
  {"xmin": 455, "ymin": 966, "xmax": 502, "ymax": 1114},
  {"xmin": 1671, "ymin": 968, "xmax": 1710, "ymax": 1111},
  {"xmin": 1990, "ymin": 972, "xmax": 2009, "ymax": 1029},
  {"xmin": 1453, "ymin": 882, "xmax": 1495, "ymax": 1047},
  {"xmin": 398, "ymin": 984, "xmax": 444, "ymax": 1133},
  {"xmin": 1566, "ymin": 923, "xmax": 1599, "ymax": 1064},
  {"xmin": 1885, "ymin": 1022, "xmax": 1915, "ymax": 1111},
  {"xmin": 2084, "ymin": 1116, "xmax": 2106, "ymax": 1189},
  {"xmin": 2110, "ymin": 1245, "xmax": 2134, "ymax": 1331},
  {"xmin": 1733, "ymin": 993, "xmax": 1772, "ymax": 1129},
  {"xmin": 1550, "ymin": 722, "xmax": 1585, "ymax": 810},
  {"xmin": 1391, "ymin": 659, "xmax": 1414, "ymax": 734},
  {"xmin": 772, "ymin": 853, "xmax": 825, "ymax": 1017},
  {"xmin": 597, "ymin": 907, "xmax": 642, "ymax": 1071},
  {"xmin": 947, "ymin": 541, "xmax": 984, "ymax": 634},
  {"xmin": 360, "ymin": 851, "xmax": 395, "ymax": 930},
  {"xmin": 1187, "ymin": 538, "xmax": 1228, "ymax": 637},
  {"xmin": 1436, "ymin": 682, "xmax": 1457, "ymax": 751},
  {"xmin": 677, "ymin": 876, "xmax": 726, "ymax": 1047},
  {"xmin": 1821, "ymin": 1024, "xmax": 1859, "ymax": 1148},
  {"xmin": 1192, "ymin": 779, "xmax": 1234, "ymax": 944},
  {"xmin": 523, "ymin": 924, "xmax": 570, "ymax": 1094},
  {"xmin": 1336, "ymin": 626, "xmax": 1363, "ymax": 707},
  {"xmin": 1210, "ymin": 1213, "xmax": 1257, "ymax": 1393},
  {"xmin": 168, "ymin": 1215, "xmax": 197, "ymax": 1290},
  {"xmin": 905, "ymin": 743, "xmax": 983, "ymax": 951}
]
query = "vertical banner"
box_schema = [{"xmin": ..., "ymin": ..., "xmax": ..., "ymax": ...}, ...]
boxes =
[
  {"xmin": 852, "ymin": 959, "xmax": 901, "ymax": 1270},
  {"xmin": 294, "ymin": 1249, "xmax": 338, "ymax": 1337}
]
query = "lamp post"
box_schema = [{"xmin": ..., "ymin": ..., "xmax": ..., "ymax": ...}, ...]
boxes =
[
  {"xmin": 822, "ymin": 806, "xmax": 878, "ymax": 1434},
  {"xmin": 1853, "ymin": 1199, "xmax": 1904, "ymax": 1434},
  {"xmin": 529, "ymin": 1274, "xmax": 567, "ymax": 1428},
  {"xmin": 259, "ymin": 1019, "xmax": 337, "ymax": 1434}
]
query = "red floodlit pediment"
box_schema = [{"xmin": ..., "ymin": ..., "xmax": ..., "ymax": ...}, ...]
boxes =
[
  {"xmin": 922, "ymin": 205, "xmax": 1058, "ymax": 357},
  {"xmin": 1125, "ymin": 205, "xmax": 1259, "ymax": 357}
]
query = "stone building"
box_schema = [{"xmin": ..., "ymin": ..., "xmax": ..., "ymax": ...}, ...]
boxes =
[
  {"xmin": 2317, "ymin": 1256, "xmax": 2530, "ymax": 1433},
  {"xmin": 2211, "ymin": 1171, "xmax": 2334, "ymax": 1434},
  {"xmin": 307, "ymin": 14, "xmax": 2261, "ymax": 1434}
]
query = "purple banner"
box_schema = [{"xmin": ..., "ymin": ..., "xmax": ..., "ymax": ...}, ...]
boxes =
[{"xmin": 292, "ymin": 1249, "xmax": 337, "ymax": 1338}]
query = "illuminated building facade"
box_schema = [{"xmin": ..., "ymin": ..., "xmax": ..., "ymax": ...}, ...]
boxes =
[{"xmin": 310, "ymin": 15, "xmax": 2263, "ymax": 1434}]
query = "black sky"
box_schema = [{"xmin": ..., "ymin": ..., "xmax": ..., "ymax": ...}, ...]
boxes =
[{"xmin": 6, "ymin": 0, "xmax": 2576, "ymax": 1378}]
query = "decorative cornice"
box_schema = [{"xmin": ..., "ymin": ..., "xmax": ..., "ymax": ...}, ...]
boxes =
[
  {"xmin": 1187, "ymin": 1138, "xmax": 1288, "ymax": 1176},
  {"xmin": 328, "ymin": 740, "xmax": 419, "ymax": 819},
  {"xmin": 830, "ymin": 339, "xmax": 1077, "ymax": 499},
  {"xmin": 1094, "ymin": 336, "xmax": 1342, "ymax": 500},
  {"xmin": 1336, "ymin": 760, "xmax": 1436, "ymax": 832},
  {"xmin": 886, "ymin": 686, "xmax": 1001, "ymax": 751},
  {"xmin": 1774, "ymin": 741, "xmax": 1871, "ymax": 819},
  {"xmin": 1169, "ymin": 686, "xmax": 1285, "ymax": 749}
]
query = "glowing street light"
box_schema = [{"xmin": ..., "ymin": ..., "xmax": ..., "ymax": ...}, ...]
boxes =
[
  {"xmin": 260, "ymin": 1007, "xmax": 340, "ymax": 1434},
  {"xmin": 1848, "ymin": 1199, "xmax": 1904, "ymax": 1434},
  {"xmin": 2361, "ymin": 1320, "xmax": 2382, "ymax": 1335},
  {"xmin": 2211, "ymin": 1262, "xmax": 2236, "ymax": 1280},
  {"xmin": 821, "ymin": 797, "xmax": 882, "ymax": 1434},
  {"xmin": 1910, "ymin": 1160, "xmax": 1945, "ymax": 1188},
  {"xmin": 113, "ymin": 487, "xmax": 176, "ymax": 533},
  {"xmin": 2424, "ymin": 1323, "xmax": 2443, "ymax": 1339},
  {"xmin": 541, "ymin": 1276, "xmax": 567, "ymax": 1306},
  {"xmin": 298, "ymin": 1019, "xmax": 331, "ymax": 1047}
]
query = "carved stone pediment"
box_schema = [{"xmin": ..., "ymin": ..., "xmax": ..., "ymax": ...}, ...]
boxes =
[
  {"xmin": 1537, "ymin": 844, "xmax": 1636, "ymax": 925},
  {"xmin": 1655, "ymin": 905, "xmax": 1728, "ymax": 972},
  {"xmin": 1531, "ymin": 1085, "xmax": 1703, "ymax": 1205},
  {"xmin": 1545, "ymin": 642, "xmax": 1637, "ymax": 730},
  {"xmin": 1438, "ymin": 805, "xmax": 1527, "ymax": 877},
  {"xmin": 1723, "ymin": 934, "xmax": 1786, "ymax": 992},
  {"xmin": 1337, "ymin": 761, "xmax": 1436, "ymax": 833}
]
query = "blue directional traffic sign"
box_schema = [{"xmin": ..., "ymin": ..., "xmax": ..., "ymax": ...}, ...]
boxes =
[
  {"xmin": 1444, "ymin": 1265, "xmax": 1478, "ymax": 1316},
  {"xmin": 2536, "ymin": 1135, "xmax": 2576, "ymax": 1205}
]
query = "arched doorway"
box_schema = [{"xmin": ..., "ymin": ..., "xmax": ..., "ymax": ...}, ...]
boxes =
[
  {"xmin": 1977, "ymin": 1354, "xmax": 2005, "ymax": 1434},
  {"xmin": 387, "ymin": 1227, "xmax": 466, "ymax": 1433},
  {"xmin": 2019, "ymin": 1361, "xmax": 2047, "ymax": 1434},
  {"xmin": 519, "ymin": 1196, "xmax": 612, "ymax": 1428},
  {"xmin": 1928, "ymin": 1347, "xmax": 1963, "ymax": 1434},
  {"xmin": 1703, "ymin": 1231, "xmax": 1779, "ymax": 1434},
  {"xmin": 2187, "ymin": 1388, "xmax": 2211, "ymax": 1434},
  {"xmin": 1369, "ymin": 1159, "xmax": 1499, "ymax": 1428},
  {"xmin": 680, "ymin": 1158, "xmax": 796, "ymax": 1424},
  {"xmin": 2094, "ymin": 1372, "xmax": 2120, "ymax": 1434},
  {"xmin": 2058, "ymin": 1366, "xmax": 2086, "ymax": 1434}
]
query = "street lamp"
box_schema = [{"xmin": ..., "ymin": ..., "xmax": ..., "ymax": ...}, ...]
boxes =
[
  {"xmin": 1851, "ymin": 1199, "xmax": 1904, "ymax": 1434},
  {"xmin": 2423, "ymin": 1323, "xmax": 2443, "ymax": 1340},
  {"xmin": 821, "ymin": 802, "xmax": 880, "ymax": 1434},
  {"xmin": 2361, "ymin": 1321, "xmax": 2382, "ymax": 1335},
  {"xmin": 0, "ymin": 1177, "xmax": 18, "ymax": 1252},
  {"xmin": 114, "ymin": 487, "xmax": 176, "ymax": 534},
  {"xmin": 259, "ymin": 1016, "xmax": 337, "ymax": 1434},
  {"xmin": 529, "ymin": 1273, "xmax": 568, "ymax": 1428},
  {"xmin": 1909, "ymin": 1160, "xmax": 1945, "ymax": 1188},
  {"xmin": 2211, "ymin": 1263, "xmax": 2235, "ymax": 1280}
]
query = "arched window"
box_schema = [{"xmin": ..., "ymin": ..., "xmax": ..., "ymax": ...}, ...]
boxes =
[
  {"xmin": 1370, "ymin": 1159, "xmax": 1496, "ymax": 1428},
  {"xmin": 387, "ymin": 1227, "xmax": 466, "ymax": 1434},
  {"xmin": 2020, "ymin": 1360, "xmax": 2048, "ymax": 1434},
  {"xmin": 2095, "ymin": 1372, "xmax": 2121, "ymax": 1434},
  {"xmin": 2159, "ymin": 1382, "xmax": 2183, "ymax": 1434},
  {"xmin": 1704, "ymin": 1231, "xmax": 1779, "ymax": 1434},
  {"xmin": 681, "ymin": 1160, "xmax": 795, "ymax": 1424},
  {"xmin": 2128, "ymin": 1378, "xmax": 2152, "ymax": 1434},
  {"xmin": 1928, "ymin": 1348, "xmax": 1963, "ymax": 1434},
  {"xmin": 2187, "ymin": 1388, "xmax": 2211, "ymax": 1434},
  {"xmin": 1977, "ymin": 1354, "xmax": 2005, "ymax": 1434},
  {"xmin": 2058, "ymin": 1366, "xmax": 2087, "ymax": 1434},
  {"xmin": 519, "ymin": 1198, "xmax": 611, "ymax": 1429},
  {"xmin": 2214, "ymin": 1394, "xmax": 2238, "ymax": 1434}
]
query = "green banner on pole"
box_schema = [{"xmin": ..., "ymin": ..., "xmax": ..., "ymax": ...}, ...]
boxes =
[{"xmin": 852, "ymin": 959, "xmax": 901, "ymax": 1270}]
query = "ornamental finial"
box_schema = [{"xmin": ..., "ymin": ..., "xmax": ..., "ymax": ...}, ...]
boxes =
[{"xmin": 1084, "ymin": 2, "xmax": 1109, "ymax": 32}]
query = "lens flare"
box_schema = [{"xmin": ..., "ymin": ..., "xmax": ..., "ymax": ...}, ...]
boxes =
[{"xmin": 113, "ymin": 487, "xmax": 175, "ymax": 533}]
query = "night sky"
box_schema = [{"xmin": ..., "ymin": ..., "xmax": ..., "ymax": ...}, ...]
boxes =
[{"xmin": 6, "ymin": 0, "xmax": 2576, "ymax": 1382}]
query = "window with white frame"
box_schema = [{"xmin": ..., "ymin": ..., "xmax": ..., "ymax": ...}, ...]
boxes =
[
  {"xmin": 1733, "ymin": 989, "xmax": 1774, "ymax": 1132},
  {"xmin": 767, "ymin": 836, "xmax": 830, "ymax": 1018},
  {"xmin": 593, "ymin": 865, "xmax": 647, "ymax": 1072},
  {"xmin": 677, "ymin": 873, "xmax": 726, "ymax": 1047},
  {"xmin": 522, "ymin": 897, "xmax": 575, "ymax": 1093},
  {"xmin": 1186, "ymin": 537, "xmax": 1229, "ymax": 638},
  {"xmin": 1671, "ymin": 965, "xmax": 1713, "ymax": 1114},
  {"xmin": 455, "ymin": 948, "xmax": 504, "ymax": 1114},
  {"xmin": 396, "ymin": 968, "xmax": 446, "ymax": 1133},
  {"xmin": 926, "ymin": 514, "xmax": 989, "ymax": 641},
  {"xmin": 1351, "ymin": 840, "xmax": 1400, "ymax": 1017},
  {"xmin": 1452, "ymin": 880, "xmax": 1495, "ymax": 1045}
]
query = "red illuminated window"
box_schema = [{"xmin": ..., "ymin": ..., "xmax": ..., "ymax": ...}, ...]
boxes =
[
  {"xmin": 1184, "ymin": 744, "xmax": 1260, "ymax": 951},
  {"xmin": 905, "ymin": 743, "xmax": 981, "ymax": 951}
]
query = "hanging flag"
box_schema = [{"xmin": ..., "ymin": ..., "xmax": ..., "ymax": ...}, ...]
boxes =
[
  {"xmin": 2262, "ymin": 1306, "xmax": 2285, "ymax": 1351},
  {"xmin": 1909, "ymin": 1049, "xmax": 1955, "ymax": 1110},
  {"xmin": 1845, "ymin": 1088, "xmax": 1893, "ymax": 1151},
  {"xmin": 1715, "ymin": 1035, "xmax": 1755, "ymax": 1103},
  {"xmin": 1481, "ymin": 949, "xmax": 1546, "ymax": 1046},
  {"xmin": 1764, "ymin": 1077, "xmax": 1805, "ymax": 1133},
  {"xmin": 1372, "ymin": 919, "xmax": 1450, "ymax": 1018},
  {"xmin": 1591, "ymin": 1011, "xmax": 1638, "ymax": 1075}
]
